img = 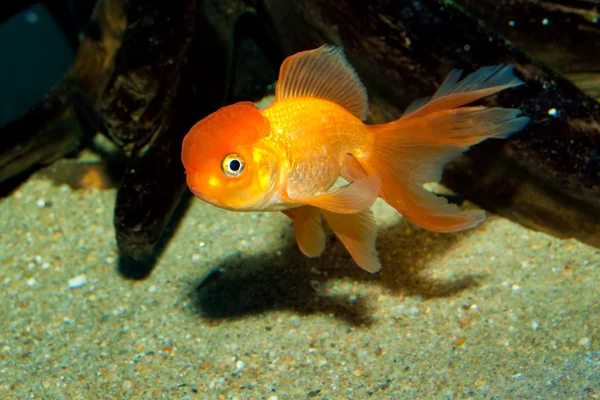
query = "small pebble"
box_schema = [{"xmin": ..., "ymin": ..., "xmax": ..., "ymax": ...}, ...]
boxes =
[
  {"xmin": 390, "ymin": 305, "xmax": 405, "ymax": 318},
  {"xmin": 289, "ymin": 316, "xmax": 301, "ymax": 328},
  {"xmin": 68, "ymin": 275, "xmax": 88, "ymax": 289},
  {"xmin": 235, "ymin": 360, "xmax": 245, "ymax": 373},
  {"xmin": 531, "ymin": 321, "xmax": 540, "ymax": 331},
  {"xmin": 584, "ymin": 352, "xmax": 600, "ymax": 367},
  {"xmin": 408, "ymin": 306, "xmax": 420, "ymax": 316},
  {"xmin": 579, "ymin": 337, "xmax": 591, "ymax": 347}
]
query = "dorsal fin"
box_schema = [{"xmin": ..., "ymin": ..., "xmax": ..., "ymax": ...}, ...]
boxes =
[{"xmin": 275, "ymin": 45, "xmax": 369, "ymax": 120}]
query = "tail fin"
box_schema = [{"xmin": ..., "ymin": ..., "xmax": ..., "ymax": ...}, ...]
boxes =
[{"xmin": 362, "ymin": 65, "xmax": 530, "ymax": 232}]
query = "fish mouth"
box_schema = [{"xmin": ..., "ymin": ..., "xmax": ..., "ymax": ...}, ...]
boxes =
[
  {"xmin": 190, "ymin": 187, "xmax": 236, "ymax": 211},
  {"xmin": 190, "ymin": 187, "xmax": 213, "ymax": 204},
  {"xmin": 190, "ymin": 186, "xmax": 262, "ymax": 212}
]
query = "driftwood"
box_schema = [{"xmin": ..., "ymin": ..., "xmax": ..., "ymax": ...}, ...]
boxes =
[
  {"xmin": 1, "ymin": 0, "xmax": 599, "ymax": 278},
  {"xmin": 456, "ymin": 0, "xmax": 600, "ymax": 73},
  {"xmin": 0, "ymin": 0, "xmax": 125, "ymax": 184},
  {"xmin": 457, "ymin": 0, "xmax": 600, "ymax": 100}
]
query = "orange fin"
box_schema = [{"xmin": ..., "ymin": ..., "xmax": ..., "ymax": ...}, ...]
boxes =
[
  {"xmin": 275, "ymin": 45, "xmax": 368, "ymax": 120},
  {"xmin": 322, "ymin": 209, "xmax": 381, "ymax": 273},
  {"xmin": 286, "ymin": 175, "xmax": 381, "ymax": 214},
  {"xmin": 402, "ymin": 65, "xmax": 525, "ymax": 120},
  {"xmin": 284, "ymin": 206, "xmax": 326, "ymax": 257},
  {"xmin": 340, "ymin": 154, "xmax": 368, "ymax": 183},
  {"xmin": 281, "ymin": 209, "xmax": 296, "ymax": 220},
  {"xmin": 364, "ymin": 98, "xmax": 529, "ymax": 233}
]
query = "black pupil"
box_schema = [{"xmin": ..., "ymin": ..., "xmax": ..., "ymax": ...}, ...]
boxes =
[{"xmin": 229, "ymin": 159, "xmax": 241, "ymax": 172}]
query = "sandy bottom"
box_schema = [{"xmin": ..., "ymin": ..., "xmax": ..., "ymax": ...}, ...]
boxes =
[{"xmin": 1, "ymin": 169, "xmax": 598, "ymax": 399}]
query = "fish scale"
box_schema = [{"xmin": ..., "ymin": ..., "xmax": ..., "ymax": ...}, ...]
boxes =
[{"xmin": 261, "ymin": 97, "xmax": 371, "ymax": 198}]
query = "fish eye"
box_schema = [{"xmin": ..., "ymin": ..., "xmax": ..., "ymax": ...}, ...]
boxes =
[{"xmin": 221, "ymin": 153, "xmax": 245, "ymax": 177}]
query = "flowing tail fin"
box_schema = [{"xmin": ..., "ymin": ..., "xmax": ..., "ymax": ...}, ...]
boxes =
[{"xmin": 362, "ymin": 65, "xmax": 530, "ymax": 232}]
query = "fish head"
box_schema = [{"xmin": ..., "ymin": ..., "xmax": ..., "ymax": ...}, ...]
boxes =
[{"xmin": 182, "ymin": 102, "xmax": 282, "ymax": 211}]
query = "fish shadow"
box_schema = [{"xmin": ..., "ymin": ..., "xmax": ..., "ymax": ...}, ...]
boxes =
[{"xmin": 191, "ymin": 217, "xmax": 482, "ymax": 327}]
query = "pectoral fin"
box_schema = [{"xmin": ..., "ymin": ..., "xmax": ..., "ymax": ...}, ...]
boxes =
[
  {"xmin": 340, "ymin": 154, "xmax": 368, "ymax": 182},
  {"xmin": 286, "ymin": 175, "xmax": 381, "ymax": 214}
]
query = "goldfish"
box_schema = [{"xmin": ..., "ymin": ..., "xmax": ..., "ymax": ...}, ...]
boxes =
[{"xmin": 181, "ymin": 45, "xmax": 529, "ymax": 272}]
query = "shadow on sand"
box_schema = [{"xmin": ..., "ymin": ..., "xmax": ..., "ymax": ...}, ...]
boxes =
[{"xmin": 191, "ymin": 217, "xmax": 482, "ymax": 327}]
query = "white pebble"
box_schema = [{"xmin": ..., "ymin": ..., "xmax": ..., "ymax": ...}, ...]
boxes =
[
  {"xmin": 289, "ymin": 316, "xmax": 301, "ymax": 328},
  {"xmin": 26, "ymin": 278, "xmax": 37, "ymax": 287},
  {"xmin": 511, "ymin": 284, "xmax": 522, "ymax": 292},
  {"xmin": 390, "ymin": 305, "xmax": 405, "ymax": 316},
  {"xmin": 408, "ymin": 306, "xmax": 420, "ymax": 315},
  {"xmin": 235, "ymin": 360, "xmax": 245, "ymax": 373},
  {"xmin": 579, "ymin": 337, "xmax": 591, "ymax": 347},
  {"xmin": 548, "ymin": 108, "xmax": 558, "ymax": 116},
  {"xmin": 191, "ymin": 254, "xmax": 201, "ymax": 262},
  {"xmin": 68, "ymin": 275, "xmax": 88, "ymax": 289},
  {"xmin": 531, "ymin": 321, "xmax": 540, "ymax": 331},
  {"xmin": 36, "ymin": 199, "xmax": 46, "ymax": 208}
]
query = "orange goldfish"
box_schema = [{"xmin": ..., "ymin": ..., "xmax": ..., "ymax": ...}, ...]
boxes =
[{"xmin": 181, "ymin": 45, "xmax": 529, "ymax": 272}]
